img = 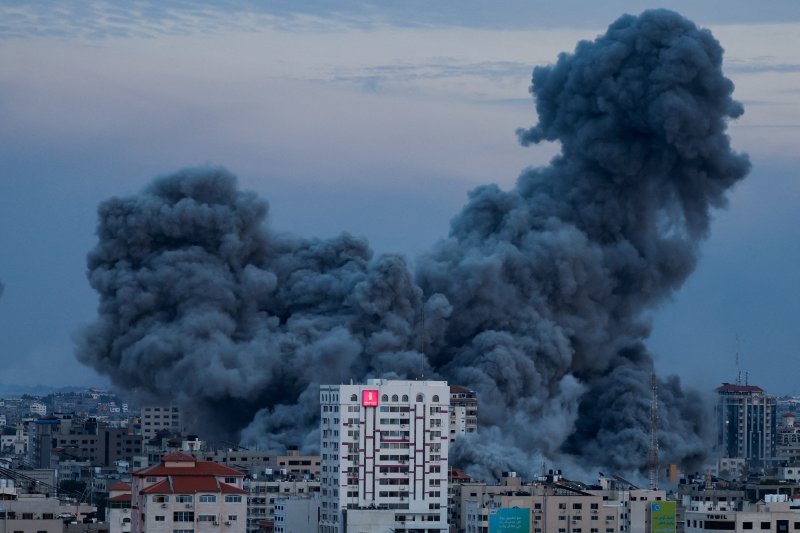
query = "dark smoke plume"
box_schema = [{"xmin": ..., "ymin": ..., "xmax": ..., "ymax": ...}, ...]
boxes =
[{"xmin": 77, "ymin": 9, "xmax": 748, "ymax": 478}]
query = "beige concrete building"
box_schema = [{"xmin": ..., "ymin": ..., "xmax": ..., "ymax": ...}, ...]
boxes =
[{"xmin": 130, "ymin": 451, "xmax": 247, "ymax": 533}]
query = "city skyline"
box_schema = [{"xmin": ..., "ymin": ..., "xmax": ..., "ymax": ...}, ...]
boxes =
[{"xmin": 0, "ymin": 0, "xmax": 798, "ymax": 402}]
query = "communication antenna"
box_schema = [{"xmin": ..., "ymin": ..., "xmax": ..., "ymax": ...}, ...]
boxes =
[
  {"xmin": 648, "ymin": 372, "xmax": 660, "ymax": 490},
  {"xmin": 735, "ymin": 334, "xmax": 743, "ymax": 385}
]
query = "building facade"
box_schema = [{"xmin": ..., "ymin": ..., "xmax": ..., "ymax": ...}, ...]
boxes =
[
  {"xmin": 448, "ymin": 386, "xmax": 477, "ymax": 442},
  {"xmin": 130, "ymin": 451, "xmax": 247, "ymax": 533},
  {"xmin": 716, "ymin": 383, "xmax": 777, "ymax": 467},
  {"xmin": 141, "ymin": 405, "xmax": 183, "ymax": 441},
  {"xmin": 319, "ymin": 379, "xmax": 450, "ymax": 533}
]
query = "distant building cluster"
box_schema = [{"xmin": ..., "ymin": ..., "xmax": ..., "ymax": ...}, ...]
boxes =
[{"xmin": 4, "ymin": 379, "xmax": 800, "ymax": 532}]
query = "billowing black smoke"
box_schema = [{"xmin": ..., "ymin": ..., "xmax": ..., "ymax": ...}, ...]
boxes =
[{"xmin": 76, "ymin": 9, "xmax": 748, "ymax": 478}]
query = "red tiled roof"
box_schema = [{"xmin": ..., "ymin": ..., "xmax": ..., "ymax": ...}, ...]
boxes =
[
  {"xmin": 140, "ymin": 479, "xmax": 171, "ymax": 494},
  {"xmin": 717, "ymin": 383, "xmax": 765, "ymax": 394},
  {"xmin": 108, "ymin": 493, "xmax": 132, "ymax": 502},
  {"xmin": 133, "ymin": 453, "xmax": 244, "ymax": 477},
  {"xmin": 134, "ymin": 461, "xmax": 245, "ymax": 477},
  {"xmin": 162, "ymin": 451, "xmax": 196, "ymax": 462},
  {"xmin": 140, "ymin": 476, "xmax": 246, "ymax": 495},
  {"xmin": 109, "ymin": 482, "xmax": 131, "ymax": 491}
]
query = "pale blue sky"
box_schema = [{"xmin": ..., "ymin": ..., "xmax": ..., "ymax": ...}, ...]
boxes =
[{"xmin": 0, "ymin": 1, "xmax": 798, "ymax": 394}]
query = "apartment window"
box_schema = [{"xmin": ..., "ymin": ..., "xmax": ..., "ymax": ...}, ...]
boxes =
[
  {"xmin": 228, "ymin": 515, "xmax": 237, "ymax": 521},
  {"xmin": 225, "ymin": 495, "xmax": 243, "ymax": 503},
  {"xmin": 198, "ymin": 515, "xmax": 216, "ymax": 522},
  {"xmin": 175, "ymin": 495, "xmax": 192, "ymax": 503},
  {"xmin": 559, "ymin": 503, "xmax": 567, "ymax": 509},
  {"xmin": 573, "ymin": 503, "xmax": 583, "ymax": 510},
  {"xmin": 761, "ymin": 523, "xmax": 770, "ymax": 530},
  {"xmin": 174, "ymin": 530, "xmax": 193, "ymax": 533},
  {"xmin": 155, "ymin": 516, "xmax": 165, "ymax": 521},
  {"xmin": 173, "ymin": 511, "xmax": 194, "ymax": 522},
  {"xmin": 742, "ymin": 523, "xmax": 752, "ymax": 530},
  {"xmin": 199, "ymin": 495, "xmax": 216, "ymax": 503},
  {"xmin": 225, "ymin": 477, "xmax": 237, "ymax": 484},
  {"xmin": 153, "ymin": 495, "xmax": 169, "ymax": 503}
]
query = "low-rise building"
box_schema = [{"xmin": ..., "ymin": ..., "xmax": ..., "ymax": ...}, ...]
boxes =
[
  {"xmin": 245, "ymin": 478, "xmax": 320, "ymax": 533},
  {"xmin": 130, "ymin": 451, "xmax": 247, "ymax": 533},
  {"xmin": 274, "ymin": 495, "xmax": 320, "ymax": 533}
]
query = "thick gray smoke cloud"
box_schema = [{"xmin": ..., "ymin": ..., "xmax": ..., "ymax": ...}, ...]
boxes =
[{"xmin": 77, "ymin": 9, "xmax": 748, "ymax": 478}]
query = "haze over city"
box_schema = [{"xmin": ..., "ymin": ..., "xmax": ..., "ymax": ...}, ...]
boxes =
[{"xmin": 0, "ymin": 0, "xmax": 798, "ymax": 407}]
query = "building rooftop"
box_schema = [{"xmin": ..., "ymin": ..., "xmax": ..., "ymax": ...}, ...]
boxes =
[
  {"xmin": 140, "ymin": 476, "xmax": 246, "ymax": 495},
  {"xmin": 133, "ymin": 451, "xmax": 246, "ymax": 478},
  {"xmin": 717, "ymin": 383, "xmax": 766, "ymax": 394}
]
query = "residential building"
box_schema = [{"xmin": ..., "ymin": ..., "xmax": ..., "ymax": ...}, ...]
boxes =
[
  {"xmin": 448, "ymin": 387, "xmax": 477, "ymax": 442},
  {"xmin": 716, "ymin": 383, "xmax": 777, "ymax": 468},
  {"xmin": 777, "ymin": 412, "xmax": 800, "ymax": 461},
  {"xmin": 107, "ymin": 481, "xmax": 133, "ymax": 533},
  {"xmin": 130, "ymin": 451, "xmax": 247, "ymax": 533},
  {"xmin": 141, "ymin": 405, "xmax": 183, "ymax": 441},
  {"xmin": 245, "ymin": 478, "xmax": 320, "ymax": 533},
  {"xmin": 30, "ymin": 401, "xmax": 47, "ymax": 417},
  {"xmin": 684, "ymin": 495, "xmax": 800, "ymax": 532},
  {"xmin": 319, "ymin": 379, "xmax": 450, "ymax": 533},
  {"xmin": 274, "ymin": 495, "xmax": 320, "ymax": 533}
]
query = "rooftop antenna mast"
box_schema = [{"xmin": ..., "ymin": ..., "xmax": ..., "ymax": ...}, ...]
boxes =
[
  {"xmin": 735, "ymin": 334, "xmax": 742, "ymax": 385},
  {"xmin": 648, "ymin": 372, "xmax": 659, "ymax": 490}
]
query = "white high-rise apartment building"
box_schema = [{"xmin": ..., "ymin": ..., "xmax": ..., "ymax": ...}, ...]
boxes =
[{"xmin": 319, "ymin": 379, "xmax": 450, "ymax": 533}]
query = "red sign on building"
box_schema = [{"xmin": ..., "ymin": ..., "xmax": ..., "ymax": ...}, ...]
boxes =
[{"xmin": 362, "ymin": 389, "xmax": 379, "ymax": 407}]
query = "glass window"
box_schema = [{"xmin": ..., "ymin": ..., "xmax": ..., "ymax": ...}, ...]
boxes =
[
  {"xmin": 225, "ymin": 495, "xmax": 243, "ymax": 503},
  {"xmin": 199, "ymin": 495, "xmax": 216, "ymax": 503},
  {"xmin": 173, "ymin": 511, "xmax": 194, "ymax": 522},
  {"xmin": 152, "ymin": 495, "xmax": 169, "ymax": 503},
  {"xmin": 175, "ymin": 495, "xmax": 193, "ymax": 503}
]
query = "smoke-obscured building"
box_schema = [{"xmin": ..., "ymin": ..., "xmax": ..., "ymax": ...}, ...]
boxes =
[
  {"xmin": 448, "ymin": 386, "xmax": 477, "ymax": 442},
  {"xmin": 716, "ymin": 383, "xmax": 777, "ymax": 468},
  {"xmin": 141, "ymin": 405, "xmax": 183, "ymax": 441},
  {"xmin": 319, "ymin": 379, "xmax": 450, "ymax": 533}
]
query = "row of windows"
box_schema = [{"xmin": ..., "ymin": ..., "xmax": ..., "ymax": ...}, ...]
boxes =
[
  {"xmin": 151, "ymin": 494, "xmax": 241, "ymax": 503},
  {"xmin": 344, "ymin": 393, "xmax": 443, "ymax": 403}
]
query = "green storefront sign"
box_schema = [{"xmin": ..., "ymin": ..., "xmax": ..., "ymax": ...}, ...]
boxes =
[
  {"xmin": 488, "ymin": 507, "xmax": 530, "ymax": 533},
  {"xmin": 650, "ymin": 501, "xmax": 676, "ymax": 533}
]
